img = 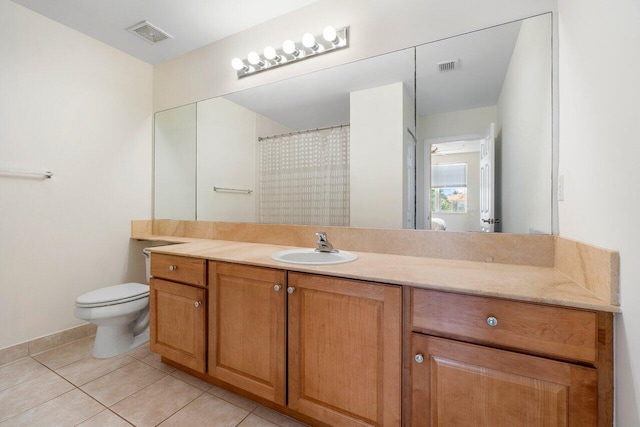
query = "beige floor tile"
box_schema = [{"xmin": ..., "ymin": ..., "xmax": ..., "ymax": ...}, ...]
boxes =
[
  {"xmin": 0, "ymin": 357, "xmax": 50, "ymax": 391},
  {"xmin": 139, "ymin": 352, "xmax": 176, "ymax": 373},
  {"xmin": 77, "ymin": 409, "xmax": 133, "ymax": 427},
  {"xmin": 207, "ymin": 384, "xmax": 258, "ymax": 412},
  {"xmin": 111, "ymin": 375, "xmax": 203, "ymax": 427},
  {"xmin": 170, "ymin": 369, "xmax": 212, "ymax": 391},
  {"xmin": 252, "ymin": 405, "xmax": 310, "ymax": 427},
  {"xmin": 80, "ymin": 360, "xmax": 166, "ymax": 406},
  {"xmin": 126, "ymin": 343, "xmax": 153, "ymax": 360},
  {"xmin": 32, "ymin": 336, "xmax": 94, "ymax": 369},
  {"xmin": 158, "ymin": 393, "xmax": 250, "ymax": 427},
  {"xmin": 56, "ymin": 354, "xmax": 135, "ymax": 386},
  {"xmin": 0, "ymin": 371, "xmax": 74, "ymax": 422},
  {"xmin": 238, "ymin": 414, "xmax": 280, "ymax": 427},
  {"xmin": 0, "ymin": 388, "xmax": 104, "ymax": 426}
]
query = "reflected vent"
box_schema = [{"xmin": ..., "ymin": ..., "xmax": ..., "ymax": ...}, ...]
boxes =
[
  {"xmin": 437, "ymin": 59, "xmax": 459, "ymax": 72},
  {"xmin": 127, "ymin": 21, "xmax": 172, "ymax": 44}
]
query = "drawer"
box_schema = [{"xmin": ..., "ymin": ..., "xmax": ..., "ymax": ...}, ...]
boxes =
[
  {"xmin": 150, "ymin": 253, "xmax": 206, "ymax": 287},
  {"xmin": 411, "ymin": 288, "xmax": 598, "ymax": 364}
]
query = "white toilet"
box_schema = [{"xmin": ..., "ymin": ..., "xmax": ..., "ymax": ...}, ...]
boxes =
[{"xmin": 74, "ymin": 249, "xmax": 152, "ymax": 358}]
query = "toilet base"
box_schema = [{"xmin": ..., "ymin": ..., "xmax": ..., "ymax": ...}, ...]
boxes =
[{"xmin": 93, "ymin": 325, "xmax": 149, "ymax": 358}]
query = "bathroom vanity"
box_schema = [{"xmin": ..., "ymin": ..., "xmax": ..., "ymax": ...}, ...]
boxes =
[{"xmin": 137, "ymin": 221, "xmax": 617, "ymax": 427}]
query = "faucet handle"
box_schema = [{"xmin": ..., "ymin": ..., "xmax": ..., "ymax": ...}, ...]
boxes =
[{"xmin": 315, "ymin": 231, "xmax": 327, "ymax": 241}]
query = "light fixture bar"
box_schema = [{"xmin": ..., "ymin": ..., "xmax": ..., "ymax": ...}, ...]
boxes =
[{"xmin": 232, "ymin": 26, "xmax": 349, "ymax": 79}]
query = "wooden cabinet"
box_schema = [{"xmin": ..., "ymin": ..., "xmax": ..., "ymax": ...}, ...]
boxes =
[
  {"xmin": 208, "ymin": 262, "xmax": 286, "ymax": 405},
  {"xmin": 288, "ymin": 272, "xmax": 403, "ymax": 427},
  {"xmin": 149, "ymin": 278, "xmax": 207, "ymax": 372},
  {"xmin": 408, "ymin": 288, "xmax": 613, "ymax": 427},
  {"xmin": 410, "ymin": 334, "xmax": 598, "ymax": 427},
  {"xmin": 149, "ymin": 253, "xmax": 207, "ymax": 373}
]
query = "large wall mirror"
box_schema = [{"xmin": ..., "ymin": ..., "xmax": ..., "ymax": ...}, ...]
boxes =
[{"xmin": 155, "ymin": 13, "xmax": 553, "ymax": 234}]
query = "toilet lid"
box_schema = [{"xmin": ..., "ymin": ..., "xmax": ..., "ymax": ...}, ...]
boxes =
[{"xmin": 76, "ymin": 282, "xmax": 149, "ymax": 307}]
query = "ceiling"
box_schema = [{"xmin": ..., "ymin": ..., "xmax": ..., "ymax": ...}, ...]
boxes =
[
  {"xmin": 416, "ymin": 21, "xmax": 521, "ymax": 115},
  {"xmin": 10, "ymin": 0, "xmax": 319, "ymax": 64}
]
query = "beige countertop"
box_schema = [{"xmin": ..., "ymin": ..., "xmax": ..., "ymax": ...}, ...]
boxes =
[{"xmin": 140, "ymin": 236, "xmax": 620, "ymax": 313}]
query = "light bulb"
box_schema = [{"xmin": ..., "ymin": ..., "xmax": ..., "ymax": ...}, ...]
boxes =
[
  {"xmin": 231, "ymin": 57, "xmax": 246, "ymax": 71},
  {"xmin": 247, "ymin": 51, "xmax": 262, "ymax": 66},
  {"xmin": 263, "ymin": 46, "xmax": 277, "ymax": 60},
  {"xmin": 282, "ymin": 40, "xmax": 297, "ymax": 55},
  {"xmin": 302, "ymin": 33, "xmax": 317, "ymax": 49},
  {"xmin": 323, "ymin": 26, "xmax": 338, "ymax": 43}
]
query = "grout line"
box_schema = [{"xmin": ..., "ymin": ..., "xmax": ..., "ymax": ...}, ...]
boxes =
[
  {"xmin": 104, "ymin": 371, "xmax": 170, "ymax": 408},
  {"xmin": 235, "ymin": 411, "xmax": 252, "ymax": 426},
  {"xmin": 152, "ymin": 388, "xmax": 207, "ymax": 426},
  {"xmin": 0, "ymin": 376, "xmax": 76, "ymax": 425},
  {"xmin": 57, "ymin": 355, "xmax": 138, "ymax": 388}
]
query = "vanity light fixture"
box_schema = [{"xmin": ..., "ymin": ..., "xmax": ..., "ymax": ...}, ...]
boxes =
[{"xmin": 232, "ymin": 26, "xmax": 349, "ymax": 78}]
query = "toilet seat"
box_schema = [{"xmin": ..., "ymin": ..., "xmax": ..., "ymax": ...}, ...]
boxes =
[{"xmin": 76, "ymin": 282, "xmax": 149, "ymax": 308}]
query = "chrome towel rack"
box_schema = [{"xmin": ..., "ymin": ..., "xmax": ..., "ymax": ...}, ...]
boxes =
[
  {"xmin": 0, "ymin": 168, "xmax": 53, "ymax": 179},
  {"xmin": 213, "ymin": 186, "xmax": 253, "ymax": 194}
]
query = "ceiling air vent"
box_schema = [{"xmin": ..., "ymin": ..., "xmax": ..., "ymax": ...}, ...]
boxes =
[
  {"xmin": 437, "ymin": 59, "xmax": 460, "ymax": 72},
  {"xmin": 127, "ymin": 21, "xmax": 172, "ymax": 44}
]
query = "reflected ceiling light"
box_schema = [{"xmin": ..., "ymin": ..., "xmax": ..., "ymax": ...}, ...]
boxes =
[{"xmin": 231, "ymin": 26, "xmax": 349, "ymax": 78}]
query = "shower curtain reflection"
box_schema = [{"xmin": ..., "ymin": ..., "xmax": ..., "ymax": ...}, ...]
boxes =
[{"xmin": 258, "ymin": 125, "xmax": 350, "ymax": 226}]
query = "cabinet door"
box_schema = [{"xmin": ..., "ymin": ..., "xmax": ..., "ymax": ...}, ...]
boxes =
[
  {"xmin": 410, "ymin": 333, "xmax": 598, "ymax": 427},
  {"xmin": 288, "ymin": 273, "xmax": 402, "ymax": 426},
  {"xmin": 208, "ymin": 262, "xmax": 286, "ymax": 405},
  {"xmin": 150, "ymin": 278, "xmax": 206, "ymax": 372}
]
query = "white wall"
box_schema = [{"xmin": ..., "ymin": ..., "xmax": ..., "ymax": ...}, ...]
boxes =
[
  {"xmin": 350, "ymin": 83, "xmax": 406, "ymax": 228},
  {"xmin": 154, "ymin": 104, "xmax": 197, "ymax": 220},
  {"xmin": 0, "ymin": 1, "xmax": 153, "ymax": 348},
  {"xmin": 557, "ymin": 0, "xmax": 640, "ymax": 424},
  {"xmin": 153, "ymin": 0, "xmax": 555, "ymax": 112},
  {"xmin": 497, "ymin": 15, "xmax": 552, "ymax": 234}
]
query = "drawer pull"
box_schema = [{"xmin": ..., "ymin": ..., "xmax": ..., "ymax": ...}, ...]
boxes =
[
  {"xmin": 287, "ymin": 286, "xmax": 296, "ymax": 294},
  {"xmin": 194, "ymin": 301, "xmax": 202, "ymax": 308},
  {"xmin": 486, "ymin": 316, "xmax": 498, "ymax": 327},
  {"xmin": 169, "ymin": 265, "xmax": 177, "ymax": 271},
  {"xmin": 274, "ymin": 284, "xmax": 282, "ymax": 292},
  {"xmin": 415, "ymin": 353, "xmax": 424, "ymax": 364}
]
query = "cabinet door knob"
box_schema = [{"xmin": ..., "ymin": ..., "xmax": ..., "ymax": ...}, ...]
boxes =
[
  {"xmin": 194, "ymin": 301, "xmax": 202, "ymax": 308},
  {"xmin": 274, "ymin": 284, "xmax": 282, "ymax": 292},
  {"xmin": 486, "ymin": 316, "xmax": 498, "ymax": 327},
  {"xmin": 287, "ymin": 286, "xmax": 295, "ymax": 294},
  {"xmin": 415, "ymin": 353, "xmax": 424, "ymax": 364},
  {"xmin": 169, "ymin": 265, "xmax": 177, "ymax": 271}
]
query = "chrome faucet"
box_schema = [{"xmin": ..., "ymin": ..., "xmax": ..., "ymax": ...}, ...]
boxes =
[{"xmin": 315, "ymin": 231, "xmax": 338, "ymax": 253}]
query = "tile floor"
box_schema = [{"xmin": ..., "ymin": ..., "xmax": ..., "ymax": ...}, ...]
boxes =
[{"xmin": 0, "ymin": 337, "xmax": 308, "ymax": 427}]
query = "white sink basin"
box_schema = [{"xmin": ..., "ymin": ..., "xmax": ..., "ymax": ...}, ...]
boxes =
[{"xmin": 271, "ymin": 248, "xmax": 358, "ymax": 265}]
